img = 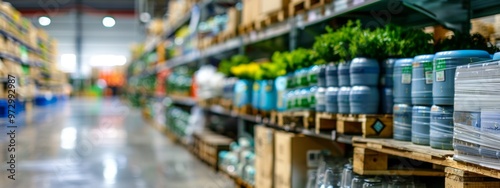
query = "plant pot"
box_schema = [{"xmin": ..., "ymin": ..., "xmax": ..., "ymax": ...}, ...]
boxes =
[
  {"xmin": 430, "ymin": 105, "xmax": 454, "ymax": 150},
  {"xmin": 350, "ymin": 57, "xmax": 380, "ymax": 86},
  {"xmin": 349, "ymin": 86, "xmax": 379, "ymax": 114},
  {"xmin": 252, "ymin": 81, "xmax": 261, "ymax": 109},
  {"xmin": 338, "ymin": 62, "xmax": 351, "ymax": 86},
  {"xmin": 432, "ymin": 50, "xmax": 490, "ymax": 105},
  {"xmin": 233, "ymin": 79, "xmax": 252, "ymax": 107},
  {"xmin": 411, "ymin": 54, "xmax": 435, "ymax": 105},
  {"xmin": 381, "ymin": 58, "xmax": 397, "ymax": 87},
  {"xmin": 393, "ymin": 58, "xmax": 413, "ymax": 104},
  {"xmin": 411, "ymin": 105, "xmax": 431, "ymax": 145},
  {"xmin": 275, "ymin": 76, "xmax": 288, "ymax": 112},
  {"xmin": 326, "ymin": 63, "xmax": 338, "ymax": 87},
  {"xmin": 326, "ymin": 87, "xmax": 340, "ymax": 113},
  {"xmin": 393, "ymin": 104, "xmax": 412, "ymax": 141},
  {"xmin": 380, "ymin": 87, "xmax": 393, "ymax": 114},
  {"xmin": 337, "ymin": 87, "xmax": 351, "ymax": 114}
]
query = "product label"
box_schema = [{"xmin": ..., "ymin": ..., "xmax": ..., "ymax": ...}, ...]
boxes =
[
  {"xmin": 436, "ymin": 71, "xmax": 445, "ymax": 82},
  {"xmin": 277, "ymin": 91, "xmax": 283, "ymax": 108},
  {"xmin": 309, "ymin": 95, "xmax": 316, "ymax": 106},
  {"xmin": 423, "ymin": 61, "xmax": 433, "ymax": 84},
  {"xmin": 301, "ymin": 76, "xmax": 309, "ymax": 86},
  {"xmin": 253, "ymin": 83, "xmax": 259, "ymax": 91},
  {"xmin": 401, "ymin": 65, "xmax": 412, "ymax": 84},
  {"xmin": 309, "ymin": 74, "xmax": 317, "ymax": 84},
  {"xmin": 435, "ymin": 59, "xmax": 446, "ymax": 71},
  {"xmin": 301, "ymin": 97, "xmax": 309, "ymax": 108}
]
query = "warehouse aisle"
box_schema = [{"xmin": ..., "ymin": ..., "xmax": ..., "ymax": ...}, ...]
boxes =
[{"xmin": 0, "ymin": 98, "xmax": 228, "ymax": 188}]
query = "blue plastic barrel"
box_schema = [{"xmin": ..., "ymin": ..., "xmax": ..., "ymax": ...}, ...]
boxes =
[
  {"xmin": 412, "ymin": 106, "xmax": 431, "ymax": 145},
  {"xmin": 350, "ymin": 86, "xmax": 379, "ymax": 114},
  {"xmin": 338, "ymin": 62, "xmax": 351, "ymax": 87},
  {"xmin": 252, "ymin": 81, "xmax": 261, "ymax": 109},
  {"xmin": 0, "ymin": 99, "xmax": 7, "ymax": 117},
  {"xmin": 318, "ymin": 65, "xmax": 327, "ymax": 87},
  {"xmin": 316, "ymin": 87, "xmax": 326, "ymax": 112},
  {"xmin": 350, "ymin": 58, "xmax": 380, "ymax": 86},
  {"xmin": 325, "ymin": 87, "xmax": 339, "ymax": 113},
  {"xmin": 411, "ymin": 54, "xmax": 435, "ymax": 105},
  {"xmin": 326, "ymin": 63, "xmax": 339, "ymax": 87},
  {"xmin": 394, "ymin": 104, "xmax": 412, "ymax": 141},
  {"xmin": 338, "ymin": 87, "xmax": 351, "ymax": 114},
  {"xmin": 309, "ymin": 86, "xmax": 318, "ymax": 110},
  {"xmin": 275, "ymin": 76, "xmax": 287, "ymax": 112},
  {"xmin": 430, "ymin": 105, "xmax": 454, "ymax": 150},
  {"xmin": 309, "ymin": 65, "xmax": 320, "ymax": 86},
  {"xmin": 393, "ymin": 58, "xmax": 413, "ymax": 104},
  {"xmin": 380, "ymin": 87, "xmax": 393, "ymax": 114},
  {"xmin": 493, "ymin": 52, "xmax": 500, "ymax": 60},
  {"xmin": 260, "ymin": 80, "xmax": 276, "ymax": 111},
  {"xmin": 381, "ymin": 58, "xmax": 397, "ymax": 87},
  {"xmin": 234, "ymin": 80, "xmax": 252, "ymax": 107},
  {"xmin": 432, "ymin": 50, "xmax": 490, "ymax": 105}
]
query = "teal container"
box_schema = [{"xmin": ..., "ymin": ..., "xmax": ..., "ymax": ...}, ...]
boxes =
[
  {"xmin": 393, "ymin": 104, "xmax": 412, "ymax": 141},
  {"xmin": 338, "ymin": 62, "xmax": 351, "ymax": 86},
  {"xmin": 412, "ymin": 106, "xmax": 431, "ymax": 145},
  {"xmin": 234, "ymin": 80, "xmax": 252, "ymax": 107},
  {"xmin": 338, "ymin": 87, "xmax": 351, "ymax": 114},
  {"xmin": 325, "ymin": 87, "xmax": 339, "ymax": 113},
  {"xmin": 252, "ymin": 81, "xmax": 261, "ymax": 109},
  {"xmin": 393, "ymin": 58, "xmax": 413, "ymax": 104},
  {"xmin": 275, "ymin": 76, "xmax": 288, "ymax": 112},
  {"xmin": 430, "ymin": 105, "xmax": 454, "ymax": 150},
  {"xmin": 411, "ymin": 54, "xmax": 435, "ymax": 105},
  {"xmin": 260, "ymin": 80, "xmax": 276, "ymax": 111},
  {"xmin": 286, "ymin": 90, "xmax": 296, "ymax": 111},
  {"xmin": 350, "ymin": 58, "xmax": 380, "ymax": 86},
  {"xmin": 296, "ymin": 68, "xmax": 309, "ymax": 87},
  {"xmin": 326, "ymin": 63, "xmax": 339, "ymax": 87},
  {"xmin": 350, "ymin": 86, "xmax": 379, "ymax": 114},
  {"xmin": 286, "ymin": 73, "xmax": 295, "ymax": 89},
  {"xmin": 493, "ymin": 52, "xmax": 500, "ymax": 60},
  {"xmin": 432, "ymin": 50, "xmax": 490, "ymax": 105},
  {"xmin": 299, "ymin": 88, "xmax": 309, "ymax": 110},
  {"xmin": 380, "ymin": 87, "xmax": 393, "ymax": 114},
  {"xmin": 316, "ymin": 87, "xmax": 326, "ymax": 112}
]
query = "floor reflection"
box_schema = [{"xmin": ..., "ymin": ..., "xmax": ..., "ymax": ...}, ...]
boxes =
[{"xmin": 0, "ymin": 98, "xmax": 231, "ymax": 188}]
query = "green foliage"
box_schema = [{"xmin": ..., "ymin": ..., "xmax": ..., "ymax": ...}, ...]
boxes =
[
  {"xmin": 435, "ymin": 32, "xmax": 499, "ymax": 54},
  {"xmin": 218, "ymin": 55, "xmax": 250, "ymax": 76}
]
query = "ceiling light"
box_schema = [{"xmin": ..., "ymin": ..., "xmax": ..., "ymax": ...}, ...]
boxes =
[
  {"xmin": 140, "ymin": 12, "xmax": 151, "ymax": 23},
  {"xmin": 90, "ymin": 55, "xmax": 127, "ymax": 67},
  {"xmin": 102, "ymin": 16, "xmax": 116, "ymax": 27},
  {"xmin": 38, "ymin": 16, "xmax": 51, "ymax": 26}
]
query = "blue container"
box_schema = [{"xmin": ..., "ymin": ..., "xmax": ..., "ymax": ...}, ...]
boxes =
[
  {"xmin": 309, "ymin": 65, "xmax": 320, "ymax": 86},
  {"xmin": 380, "ymin": 88, "xmax": 393, "ymax": 114},
  {"xmin": 433, "ymin": 50, "xmax": 490, "ymax": 105},
  {"xmin": 412, "ymin": 106, "xmax": 431, "ymax": 145},
  {"xmin": 234, "ymin": 80, "xmax": 252, "ymax": 107},
  {"xmin": 381, "ymin": 58, "xmax": 397, "ymax": 87},
  {"xmin": 316, "ymin": 87, "xmax": 326, "ymax": 112},
  {"xmin": 350, "ymin": 86, "xmax": 379, "ymax": 114},
  {"xmin": 309, "ymin": 86, "xmax": 318, "ymax": 110},
  {"xmin": 0, "ymin": 99, "xmax": 7, "ymax": 117},
  {"xmin": 350, "ymin": 58, "xmax": 380, "ymax": 86},
  {"xmin": 338, "ymin": 87, "xmax": 351, "ymax": 114},
  {"xmin": 286, "ymin": 90, "xmax": 295, "ymax": 111},
  {"xmin": 326, "ymin": 63, "xmax": 338, "ymax": 87},
  {"xmin": 318, "ymin": 65, "xmax": 327, "ymax": 87},
  {"xmin": 275, "ymin": 76, "xmax": 288, "ymax": 112},
  {"xmin": 35, "ymin": 94, "xmax": 54, "ymax": 106},
  {"xmin": 296, "ymin": 68, "xmax": 309, "ymax": 87},
  {"xmin": 260, "ymin": 80, "xmax": 277, "ymax": 111},
  {"xmin": 393, "ymin": 58, "xmax": 413, "ymax": 104},
  {"xmin": 394, "ymin": 104, "xmax": 412, "ymax": 141},
  {"xmin": 338, "ymin": 62, "xmax": 351, "ymax": 86},
  {"xmin": 299, "ymin": 88, "xmax": 309, "ymax": 110},
  {"xmin": 493, "ymin": 52, "xmax": 500, "ymax": 60},
  {"xmin": 325, "ymin": 87, "xmax": 339, "ymax": 113},
  {"xmin": 252, "ymin": 81, "xmax": 261, "ymax": 109},
  {"xmin": 15, "ymin": 99, "xmax": 25, "ymax": 113},
  {"xmin": 430, "ymin": 105, "xmax": 454, "ymax": 150},
  {"xmin": 411, "ymin": 54, "xmax": 435, "ymax": 105},
  {"xmin": 286, "ymin": 73, "xmax": 295, "ymax": 89}
]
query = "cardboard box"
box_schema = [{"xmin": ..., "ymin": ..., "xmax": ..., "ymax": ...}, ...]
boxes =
[
  {"xmin": 255, "ymin": 126, "xmax": 274, "ymax": 188},
  {"xmin": 223, "ymin": 7, "xmax": 240, "ymax": 35},
  {"xmin": 241, "ymin": 0, "xmax": 261, "ymax": 25},
  {"xmin": 260, "ymin": 0, "xmax": 289, "ymax": 15},
  {"xmin": 274, "ymin": 131, "xmax": 344, "ymax": 188}
]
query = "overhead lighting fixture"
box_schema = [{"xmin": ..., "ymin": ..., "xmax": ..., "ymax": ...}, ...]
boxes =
[
  {"xmin": 38, "ymin": 16, "xmax": 51, "ymax": 26},
  {"xmin": 102, "ymin": 16, "xmax": 116, "ymax": 27},
  {"xmin": 90, "ymin": 55, "xmax": 127, "ymax": 67}
]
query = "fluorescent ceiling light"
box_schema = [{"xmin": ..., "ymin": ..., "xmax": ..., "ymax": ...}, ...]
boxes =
[
  {"xmin": 38, "ymin": 16, "xmax": 51, "ymax": 26},
  {"xmin": 102, "ymin": 16, "xmax": 116, "ymax": 27},
  {"xmin": 90, "ymin": 55, "xmax": 127, "ymax": 67}
]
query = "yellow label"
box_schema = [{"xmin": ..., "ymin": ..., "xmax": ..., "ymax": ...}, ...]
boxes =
[
  {"xmin": 412, "ymin": 62, "xmax": 420, "ymax": 68},
  {"xmin": 253, "ymin": 83, "xmax": 260, "ymax": 91},
  {"xmin": 265, "ymin": 85, "xmax": 271, "ymax": 91}
]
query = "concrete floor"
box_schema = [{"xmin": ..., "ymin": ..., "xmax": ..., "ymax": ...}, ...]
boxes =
[{"xmin": 0, "ymin": 98, "xmax": 233, "ymax": 188}]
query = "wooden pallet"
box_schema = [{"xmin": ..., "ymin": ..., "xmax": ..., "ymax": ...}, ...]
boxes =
[
  {"xmin": 219, "ymin": 98, "xmax": 233, "ymax": 111},
  {"xmin": 261, "ymin": 10, "xmax": 287, "ymax": 27},
  {"xmin": 238, "ymin": 23, "xmax": 254, "ymax": 35},
  {"xmin": 352, "ymin": 137, "xmax": 500, "ymax": 180},
  {"xmin": 336, "ymin": 114, "xmax": 393, "ymax": 138},
  {"xmin": 445, "ymin": 167, "xmax": 500, "ymax": 188},
  {"xmin": 315, "ymin": 112, "xmax": 337, "ymax": 134},
  {"xmin": 277, "ymin": 110, "xmax": 315, "ymax": 129},
  {"xmin": 289, "ymin": 0, "xmax": 330, "ymax": 17},
  {"xmin": 193, "ymin": 131, "xmax": 232, "ymax": 170},
  {"xmin": 234, "ymin": 104, "xmax": 252, "ymax": 115},
  {"xmin": 219, "ymin": 165, "xmax": 254, "ymax": 188}
]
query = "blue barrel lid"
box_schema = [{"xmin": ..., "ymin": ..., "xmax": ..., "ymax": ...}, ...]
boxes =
[
  {"xmin": 493, "ymin": 52, "xmax": 500, "ymax": 60},
  {"xmin": 394, "ymin": 58, "xmax": 414, "ymax": 66},
  {"xmin": 434, "ymin": 50, "xmax": 490, "ymax": 59},
  {"xmin": 414, "ymin": 54, "xmax": 435, "ymax": 62}
]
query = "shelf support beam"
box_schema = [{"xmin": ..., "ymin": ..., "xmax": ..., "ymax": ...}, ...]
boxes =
[{"xmin": 402, "ymin": 0, "xmax": 471, "ymax": 33}]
